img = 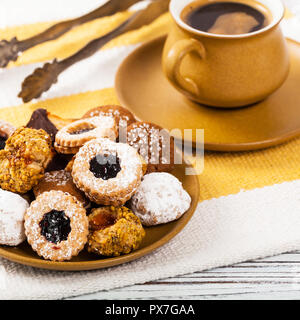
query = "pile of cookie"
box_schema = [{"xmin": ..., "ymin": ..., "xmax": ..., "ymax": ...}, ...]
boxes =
[{"xmin": 0, "ymin": 105, "xmax": 191, "ymax": 262}]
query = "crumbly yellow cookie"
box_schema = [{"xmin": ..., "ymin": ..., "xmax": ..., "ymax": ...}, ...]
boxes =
[
  {"xmin": 0, "ymin": 127, "xmax": 54, "ymax": 193},
  {"xmin": 87, "ymin": 206, "xmax": 145, "ymax": 256},
  {"xmin": 24, "ymin": 190, "xmax": 89, "ymax": 261},
  {"xmin": 72, "ymin": 138, "xmax": 144, "ymax": 206}
]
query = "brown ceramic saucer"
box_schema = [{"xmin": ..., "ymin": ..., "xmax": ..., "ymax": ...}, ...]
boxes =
[
  {"xmin": 0, "ymin": 162, "xmax": 199, "ymax": 271},
  {"xmin": 115, "ymin": 36, "xmax": 300, "ymax": 152}
]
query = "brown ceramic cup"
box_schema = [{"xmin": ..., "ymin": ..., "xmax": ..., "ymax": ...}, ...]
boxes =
[{"xmin": 162, "ymin": 0, "xmax": 290, "ymax": 108}]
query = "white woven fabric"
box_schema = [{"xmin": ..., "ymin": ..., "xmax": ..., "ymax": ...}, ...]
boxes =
[{"xmin": 0, "ymin": 0, "xmax": 300, "ymax": 300}]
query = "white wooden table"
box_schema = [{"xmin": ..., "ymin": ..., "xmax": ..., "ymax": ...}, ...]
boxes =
[
  {"xmin": 67, "ymin": 251, "xmax": 300, "ymax": 300},
  {"xmin": 67, "ymin": 0, "xmax": 300, "ymax": 300}
]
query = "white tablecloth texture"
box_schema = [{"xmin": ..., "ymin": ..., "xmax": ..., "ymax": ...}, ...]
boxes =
[{"xmin": 0, "ymin": 0, "xmax": 300, "ymax": 300}]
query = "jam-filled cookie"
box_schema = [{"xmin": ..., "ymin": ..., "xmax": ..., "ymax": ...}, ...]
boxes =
[
  {"xmin": 0, "ymin": 127, "xmax": 54, "ymax": 193},
  {"xmin": 24, "ymin": 190, "xmax": 88, "ymax": 261},
  {"xmin": 130, "ymin": 173, "xmax": 191, "ymax": 226},
  {"xmin": 82, "ymin": 105, "xmax": 136, "ymax": 132},
  {"xmin": 87, "ymin": 206, "xmax": 145, "ymax": 256},
  {"xmin": 55, "ymin": 116, "xmax": 117, "ymax": 148},
  {"xmin": 54, "ymin": 142, "xmax": 80, "ymax": 155},
  {"xmin": 72, "ymin": 138, "xmax": 144, "ymax": 206},
  {"xmin": 127, "ymin": 122, "xmax": 175, "ymax": 173},
  {"xmin": 0, "ymin": 188, "xmax": 29, "ymax": 246},
  {"xmin": 33, "ymin": 170, "xmax": 89, "ymax": 207},
  {"xmin": 0, "ymin": 120, "xmax": 15, "ymax": 150}
]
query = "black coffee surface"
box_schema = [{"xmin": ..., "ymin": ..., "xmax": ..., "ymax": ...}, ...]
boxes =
[
  {"xmin": 90, "ymin": 154, "xmax": 121, "ymax": 180},
  {"xmin": 0, "ymin": 135, "xmax": 7, "ymax": 150},
  {"xmin": 183, "ymin": 1, "xmax": 268, "ymax": 35},
  {"xmin": 39, "ymin": 210, "xmax": 71, "ymax": 244}
]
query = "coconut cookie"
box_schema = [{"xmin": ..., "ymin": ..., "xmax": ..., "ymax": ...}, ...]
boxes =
[
  {"xmin": 72, "ymin": 138, "xmax": 144, "ymax": 206},
  {"xmin": 25, "ymin": 190, "xmax": 88, "ymax": 261},
  {"xmin": 127, "ymin": 122, "xmax": 175, "ymax": 173},
  {"xmin": 87, "ymin": 206, "xmax": 145, "ymax": 256},
  {"xmin": 130, "ymin": 172, "xmax": 191, "ymax": 226},
  {"xmin": 0, "ymin": 188, "xmax": 29, "ymax": 246}
]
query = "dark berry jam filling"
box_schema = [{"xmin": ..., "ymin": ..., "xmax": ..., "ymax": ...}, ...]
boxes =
[
  {"xmin": 89, "ymin": 154, "xmax": 121, "ymax": 180},
  {"xmin": 39, "ymin": 210, "xmax": 71, "ymax": 244},
  {"xmin": 0, "ymin": 134, "xmax": 7, "ymax": 150},
  {"xmin": 70, "ymin": 128, "xmax": 93, "ymax": 135}
]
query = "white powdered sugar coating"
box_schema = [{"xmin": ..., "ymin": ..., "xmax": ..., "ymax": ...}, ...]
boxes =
[
  {"xmin": 127, "ymin": 123, "xmax": 171, "ymax": 165},
  {"xmin": 56, "ymin": 116, "xmax": 117, "ymax": 146},
  {"xmin": 43, "ymin": 170, "xmax": 71, "ymax": 186},
  {"xmin": 72, "ymin": 138, "xmax": 143, "ymax": 203},
  {"xmin": 0, "ymin": 188, "xmax": 29, "ymax": 246},
  {"xmin": 24, "ymin": 190, "xmax": 88, "ymax": 261},
  {"xmin": 130, "ymin": 173, "xmax": 191, "ymax": 226}
]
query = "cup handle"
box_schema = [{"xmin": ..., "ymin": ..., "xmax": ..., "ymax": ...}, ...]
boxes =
[{"xmin": 164, "ymin": 38, "xmax": 206, "ymax": 97}]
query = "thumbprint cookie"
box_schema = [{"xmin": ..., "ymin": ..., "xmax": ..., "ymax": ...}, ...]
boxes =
[
  {"xmin": 87, "ymin": 206, "xmax": 145, "ymax": 256},
  {"xmin": 127, "ymin": 122, "xmax": 175, "ymax": 173},
  {"xmin": 130, "ymin": 173, "xmax": 191, "ymax": 226},
  {"xmin": 55, "ymin": 116, "xmax": 117, "ymax": 149},
  {"xmin": 0, "ymin": 188, "xmax": 29, "ymax": 246},
  {"xmin": 24, "ymin": 191, "xmax": 88, "ymax": 261},
  {"xmin": 72, "ymin": 138, "xmax": 144, "ymax": 206}
]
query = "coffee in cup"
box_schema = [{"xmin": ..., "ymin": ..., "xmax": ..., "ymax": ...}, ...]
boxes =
[
  {"xmin": 162, "ymin": 0, "xmax": 289, "ymax": 108},
  {"xmin": 181, "ymin": 0, "xmax": 271, "ymax": 35}
]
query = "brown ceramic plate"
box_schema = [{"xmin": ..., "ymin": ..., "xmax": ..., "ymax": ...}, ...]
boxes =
[
  {"xmin": 0, "ymin": 162, "xmax": 199, "ymax": 271},
  {"xmin": 115, "ymin": 36, "xmax": 300, "ymax": 151}
]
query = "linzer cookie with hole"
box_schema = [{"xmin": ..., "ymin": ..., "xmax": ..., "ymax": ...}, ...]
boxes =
[
  {"xmin": 24, "ymin": 190, "xmax": 88, "ymax": 261},
  {"xmin": 71, "ymin": 138, "xmax": 144, "ymax": 206},
  {"xmin": 87, "ymin": 206, "xmax": 145, "ymax": 257},
  {"xmin": 55, "ymin": 116, "xmax": 117, "ymax": 149},
  {"xmin": 127, "ymin": 122, "xmax": 175, "ymax": 173}
]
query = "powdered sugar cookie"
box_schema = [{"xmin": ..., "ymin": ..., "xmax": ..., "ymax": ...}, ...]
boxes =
[
  {"xmin": 72, "ymin": 138, "xmax": 144, "ymax": 206},
  {"xmin": 55, "ymin": 116, "xmax": 117, "ymax": 148},
  {"xmin": 33, "ymin": 170, "xmax": 89, "ymax": 207},
  {"xmin": 25, "ymin": 190, "xmax": 88, "ymax": 261},
  {"xmin": 130, "ymin": 173, "xmax": 191, "ymax": 226},
  {"xmin": 127, "ymin": 122, "xmax": 175, "ymax": 173},
  {"xmin": 82, "ymin": 105, "xmax": 136, "ymax": 132},
  {"xmin": 0, "ymin": 188, "xmax": 29, "ymax": 246}
]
